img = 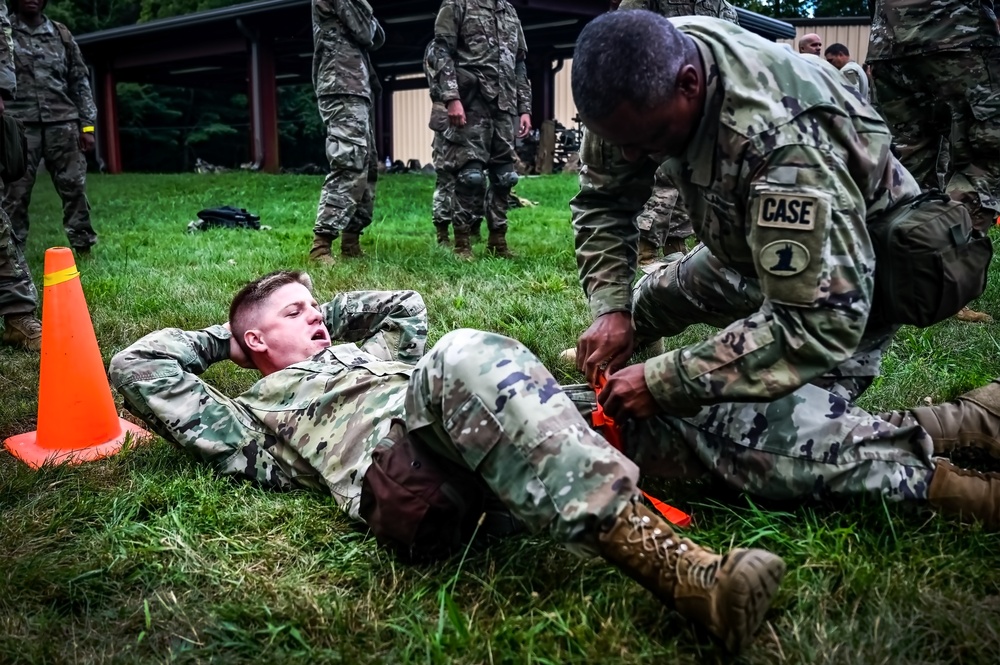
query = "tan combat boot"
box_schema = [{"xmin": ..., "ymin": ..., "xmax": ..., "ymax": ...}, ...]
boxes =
[
  {"xmin": 637, "ymin": 238, "xmax": 659, "ymax": 267},
  {"xmin": 597, "ymin": 501, "xmax": 786, "ymax": 652},
  {"xmin": 341, "ymin": 232, "xmax": 363, "ymax": 258},
  {"xmin": 928, "ymin": 459, "xmax": 1000, "ymax": 528},
  {"xmin": 435, "ymin": 224, "xmax": 450, "ymax": 246},
  {"xmin": 884, "ymin": 379, "xmax": 1000, "ymax": 457},
  {"xmin": 955, "ymin": 306, "xmax": 993, "ymax": 323},
  {"xmin": 487, "ymin": 229, "xmax": 515, "ymax": 259},
  {"xmin": 453, "ymin": 227, "xmax": 474, "ymax": 260},
  {"xmin": 308, "ymin": 234, "xmax": 336, "ymax": 265},
  {"xmin": 2, "ymin": 313, "xmax": 42, "ymax": 351}
]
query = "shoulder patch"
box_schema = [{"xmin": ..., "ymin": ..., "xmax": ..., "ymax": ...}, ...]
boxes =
[
  {"xmin": 760, "ymin": 240, "xmax": 810, "ymax": 276},
  {"xmin": 756, "ymin": 193, "xmax": 820, "ymax": 231}
]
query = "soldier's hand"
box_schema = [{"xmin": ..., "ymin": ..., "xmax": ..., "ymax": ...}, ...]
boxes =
[
  {"xmin": 577, "ymin": 311, "xmax": 634, "ymax": 387},
  {"xmin": 447, "ymin": 99, "xmax": 467, "ymax": 127},
  {"xmin": 224, "ymin": 323, "xmax": 256, "ymax": 370},
  {"xmin": 517, "ymin": 113, "xmax": 531, "ymax": 138},
  {"xmin": 79, "ymin": 132, "xmax": 96, "ymax": 152},
  {"xmin": 598, "ymin": 364, "xmax": 659, "ymax": 421}
]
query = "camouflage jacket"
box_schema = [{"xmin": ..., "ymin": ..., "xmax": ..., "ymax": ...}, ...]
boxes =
[
  {"xmin": 868, "ymin": 0, "xmax": 1000, "ymax": 59},
  {"xmin": 0, "ymin": 4, "xmax": 14, "ymax": 100},
  {"xmin": 572, "ymin": 17, "xmax": 921, "ymax": 413},
  {"xmin": 425, "ymin": 0, "xmax": 531, "ymax": 116},
  {"xmin": 571, "ymin": 3, "xmax": 740, "ymax": 319},
  {"xmin": 109, "ymin": 290, "xmax": 428, "ymax": 521},
  {"xmin": 619, "ymin": 0, "xmax": 741, "ymax": 21},
  {"xmin": 7, "ymin": 15, "xmax": 95, "ymax": 126},
  {"xmin": 312, "ymin": 0, "xmax": 385, "ymax": 101}
]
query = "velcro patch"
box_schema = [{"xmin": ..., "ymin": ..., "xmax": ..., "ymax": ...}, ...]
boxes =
[
  {"xmin": 756, "ymin": 193, "xmax": 819, "ymax": 231},
  {"xmin": 759, "ymin": 240, "xmax": 811, "ymax": 277}
]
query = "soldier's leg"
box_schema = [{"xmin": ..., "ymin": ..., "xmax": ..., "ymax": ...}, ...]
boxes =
[
  {"xmin": 631, "ymin": 243, "xmax": 763, "ymax": 342},
  {"xmin": 340, "ymin": 103, "xmax": 379, "ymax": 258},
  {"xmin": 872, "ymin": 59, "xmax": 947, "ymax": 192},
  {"xmin": 626, "ymin": 379, "xmax": 937, "ymax": 504},
  {"xmin": 636, "ymin": 178, "xmax": 679, "ymax": 266},
  {"xmin": 405, "ymin": 329, "xmax": 786, "ymax": 650},
  {"xmin": 0, "ymin": 195, "xmax": 41, "ymax": 351},
  {"xmin": 947, "ymin": 50, "xmax": 1000, "ymax": 232},
  {"xmin": 1, "ymin": 123, "xmax": 44, "ymax": 249},
  {"xmin": 440, "ymin": 98, "xmax": 490, "ymax": 258},
  {"xmin": 664, "ymin": 188, "xmax": 694, "ymax": 256},
  {"xmin": 43, "ymin": 123, "xmax": 96, "ymax": 252},
  {"xmin": 432, "ymin": 171, "xmax": 455, "ymax": 245},
  {"xmin": 484, "ymin": 108, "xmax": 518, "ymax": 257},
  {"xmin": 312, "ymin": 95, "xmax": 371, "ymax": 262}
]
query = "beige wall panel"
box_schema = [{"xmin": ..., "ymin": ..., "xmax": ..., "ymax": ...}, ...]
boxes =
[
  {"xmin": 392, "ymin": 88, "xmax": 434, "ymax": 165},
  {"xmin": 779, "ymin": 24, "xmax": 872, "ymax": 63},
  {"xmin": 554, "ymin": 59, "xmax": 579, "ymax": 128}
]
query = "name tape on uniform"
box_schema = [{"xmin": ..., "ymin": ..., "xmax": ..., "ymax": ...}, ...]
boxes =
[{"xmin": 757, "ymin": 193, "xmax": 818, "ymax": 231}]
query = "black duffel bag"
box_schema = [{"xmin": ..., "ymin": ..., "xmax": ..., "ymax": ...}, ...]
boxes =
[{"xmin": 869, "ymin": 191, "xmax": 993, "ymax": 328}]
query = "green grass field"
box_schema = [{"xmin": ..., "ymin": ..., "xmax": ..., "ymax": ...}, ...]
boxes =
[{"xmin": 2, "ymin": 172, "xmax": 1000, "ymax": 664}]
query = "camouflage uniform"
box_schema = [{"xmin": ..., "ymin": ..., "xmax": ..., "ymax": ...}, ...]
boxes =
[
  {"xmin": 109, "ymin": 291, "xmax": 639, "ymax": 550},
  {"xmin": 868, "ymin": 0, "xmax": 1000, "ymax": 232},
  {"xmin": 839, "ymin": 60, "xmax": 869, "ymax": 100},
  {"xmin": 425, "ymin": 0, "xmax": 532, "ymax": 236},
  {"xmin": 571, "ymin": 18, "xmax": 938, "ymax": 501},
  {"xmin": 0, "ymin": 2, "xmax": 37, "ymax": 321},
  {"xmin": 4, "ymin": 13, "xmax": 96, "ymax": 252},
  {"xmin": 609, "ymin": 0, "xmax": 739, "ymax": 263},
  {"xmin": 312, "ymin": 0, "xmax": 383, "ymax": 241}
]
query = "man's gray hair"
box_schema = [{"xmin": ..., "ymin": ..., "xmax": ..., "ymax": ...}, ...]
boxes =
[{"xmin": 572, "ymin": 10, "xmax": 693, "ymax": 122}]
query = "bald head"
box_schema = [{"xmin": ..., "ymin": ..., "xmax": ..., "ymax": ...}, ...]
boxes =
[
  {"xmin": 572, "ymin": 9, "xmax": 697, "ymax": 123},
  {"xmin": 798, "ymin": 33, "xmax": 822, "ymax": 55}
]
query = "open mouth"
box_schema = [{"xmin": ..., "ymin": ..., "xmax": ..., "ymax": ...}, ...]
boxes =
[{"xmin": 311, "ymin": 330, "xmax": 327, "ymax": 342}]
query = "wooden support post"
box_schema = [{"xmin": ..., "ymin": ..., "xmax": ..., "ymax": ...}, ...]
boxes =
[
  {"xmin": 98, "ymin": 67, "xmax": 122, "ymax": 174},
  {"xmin": 247, "ymin": 32, "xmax": 279, "ymax": 172},
  {"xmin": 535, "ymin": 119, "xmax": 556, "ymax": 175}
]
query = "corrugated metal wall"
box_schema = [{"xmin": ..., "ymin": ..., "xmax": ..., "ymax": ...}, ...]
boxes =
[
  {"xmin": 778, "ymin": 24, "xmax": 872, "ymax": 64},
  {"xmin": 554, "ymin": 59, "xmax": 577, "ymax": 129},
  {"xmin": 391, "ymin": 22, "xmax": 872, "ymax": 164},
  {"xmin": 392, "ymin": 88, "xmax": 434, "ymax": 166}
]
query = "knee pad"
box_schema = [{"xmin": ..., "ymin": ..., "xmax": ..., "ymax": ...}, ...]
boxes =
[
  {"xmin": 489, "ymin": 165, "xmax": 519, "ymax": 189},
  {"xmin": 456, "ymin": 162, "xmax": 486, "ymax": 190}
]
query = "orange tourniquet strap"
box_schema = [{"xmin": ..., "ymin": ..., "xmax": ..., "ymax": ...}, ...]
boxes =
[{"xmin": 592, "ymin": 377, "xmax": 692, "ymax": 528}]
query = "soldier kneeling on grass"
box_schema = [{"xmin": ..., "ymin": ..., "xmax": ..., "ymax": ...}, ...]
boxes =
[{"xmin": 110, "ymin": 269, "xmax": 1000, "ymax": 652}]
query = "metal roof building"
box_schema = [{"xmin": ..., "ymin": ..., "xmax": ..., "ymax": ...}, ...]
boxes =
[{"xmin": 76, "ymin": 0, "xmax": 796, "ymax": 172}]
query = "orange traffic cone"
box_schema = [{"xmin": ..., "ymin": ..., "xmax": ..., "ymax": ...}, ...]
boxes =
[{"xmin": 4, "ymin": 247, "xmax": 149, "ymax": 468}]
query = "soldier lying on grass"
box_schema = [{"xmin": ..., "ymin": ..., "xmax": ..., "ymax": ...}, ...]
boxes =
[{"xmin": 109, "ymin": 270, "xmax": 786, "ymax": 653}]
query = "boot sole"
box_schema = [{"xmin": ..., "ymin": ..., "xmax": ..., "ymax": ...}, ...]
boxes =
[{"xmin": 719, "ymin": 549, "xmax": 786, "ymax": 652}]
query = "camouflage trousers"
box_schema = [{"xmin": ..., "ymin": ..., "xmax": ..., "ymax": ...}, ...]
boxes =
[
  {"xmin": 621, "ymin": 244, "xmax": 936, "ymax": 501},
  {"xmin": 314, "ymin": 94, "xmax": 378, "ymax": 239},
  {"xmin": 635, "ymin": 174, "xmax": 693, "ymax": 249},
  {"xmin": 872, "ymin": 49, "xmax": 1000, "ymax": 231},
  {"xmin": 431, "ymin": 133, "xmax": 483, "ymax": 233},
  {"xmin": 0, "ymin": 179, "xmax": 37, "ymax": 317},
  {"xmin": 3, "ymin": 122, "xmax": 96, "ymax": 251},
  {"xmin": 405, "ymin": 329, "xmax": 640, "ymax": 552},
  {"xmin": 432, "ymin": 95, "xmax": 518, "ymax": 233}
]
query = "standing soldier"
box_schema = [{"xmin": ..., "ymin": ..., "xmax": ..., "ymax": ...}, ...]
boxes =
[
  {"xmin": 309, "ymin": 0, "xmax": 384, "ymax": 264},
  {"xmin": 425, "ymin": 0, "xmax": 532, "ymax": 259},
  {"xmin": 4, "ymin": 0, "xmax": 97, "ymax": 255},
  {"xmin": 867, "ymin": 0, "xmax": 1000, "ymax": 322},
  {"xmin": 0, "ymin": 0, "xmax": 40, "ymax": 350},
  {"xmin": 424, "ymin": 44, "xmax": 483, "ymax": 248}
]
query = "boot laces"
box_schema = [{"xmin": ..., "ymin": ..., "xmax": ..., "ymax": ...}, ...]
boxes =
[
  {"xmin": 7, "ymin": 314, "xmax": 41, "ymax": 337},
  {"xmin": 626, "ymin": 513, "xmax": 684, "ymax": 570}
]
